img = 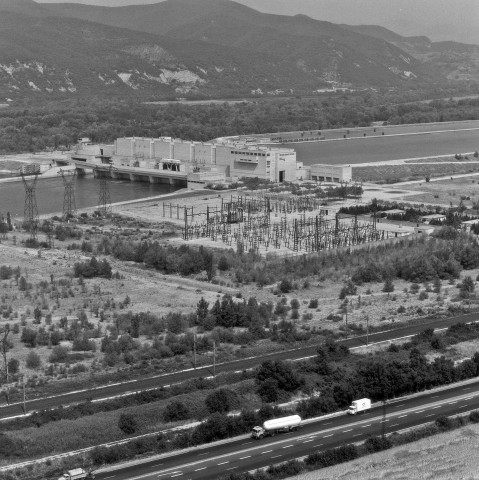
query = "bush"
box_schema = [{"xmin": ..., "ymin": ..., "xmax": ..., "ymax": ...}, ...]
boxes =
[
  {"xmin": 163, "ymin": 401, "xmax": 191, "ymax": 422},
  {"xmin": 435, "ymin": 415, "xmax": 453, "ymax": 431},
  {"xmin": 118, "ymin": 413, "xmax": 138, "ymax": 435},
  {"xmin": 305, "ymin": 444, "xmax": 358, "ymax": 468},
  {"xmin": 308, "ymin": 299, "xmax": 319, "ymax": 308},
  {"xmin": 25, "ymin": 351, "xmax": 41, "ymax": 369},
  {"xmin": 469, "ymin": 410, "xmax": 479, "ymax": 423},
  {"xmin": 278, "ymin": 279, "xmax": 293, "ymax": 293},
  {"xmin": 49, "ymin": 345, "xmax": 70, "ymax": 363},
  {"xmin": 205, "ymin": 388, "xmax": 238, "ymax": 414},
  {"xmin": 364, "ymin": 435, "xmax": 392, "ymax": 453}
]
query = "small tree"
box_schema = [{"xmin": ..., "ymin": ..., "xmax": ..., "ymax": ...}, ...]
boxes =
[
  {"xmin": 382, "ymin": 278, "xmax": 394, "ymax": 293},
  {"xmin": 26, "ymin": 351, "xmax": 41, "ymax": 369},
  {"xmin": 118, "ymin": 413, "xmax": 138, "ymax": 435}
]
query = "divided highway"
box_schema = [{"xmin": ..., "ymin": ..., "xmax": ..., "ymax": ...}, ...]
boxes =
[
  {"xmin": 95, "ymin": 381, "xmax": 479, "ymax": 480},
  {"xmin": 0, "ymin": 312, "xmax": 477, "ymax": 420}
]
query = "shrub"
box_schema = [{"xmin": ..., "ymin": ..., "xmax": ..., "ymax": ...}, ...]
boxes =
[
  {"xmin": 205, "ymin": 388, "xmax": 238, "ymax": 414},
  {"xmin": 305, "ymin": 444, "xmax": 358, "ymax": 468},
  {"xmin": 469, "ymin": 410, "xmax": 479, "ymax": 423},
  {"xmin": 48, "ymin": 345, "xmax": 70, "ymax": 363},
  {"xmin": 163, "ymin": 401, "xmax": 191, "ymax": 422},
  {"xmin": 278, "ymin": 279, "xmax": 293, "ymax": 293},
  {"xmin": 435, "ymin": 415, "xmax": 453, "ymax": 431},
  {"xmin": 308, "ymin": 299, "xmax": 319, "ymax": 308},
  {"xmin": 364, "ymin": 435, "xmax": 392, "ymax": 453},
  {"xmin": 25, "ymin": 351, "xmax": 41, "ymax": 369},
  {"xmin": 118, "ymin": 413, "xmax": 138, "ymax": 435},
  {"xmin": 418, "ymin": 291, "xmax": 429, "ymax": 300}
]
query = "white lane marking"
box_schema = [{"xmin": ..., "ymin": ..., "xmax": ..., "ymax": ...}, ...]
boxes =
[
  {"xmin": 431, "ymin": 406, "xmax": 441, "ymax": 409},
  {"xmin": 226, "ymin": 467, "xmax": 237, "ymax": 471},
  {"xmin": 425, "ymin": 414, "xmax": 434, "ymax": 418},
  {"xmin": 194, "ymin": 467, "xmax": 207, "ymax": 471},
  {"xmin": 393, "ymin": 404, "xmax": 405, "ymax": 408},
  {"xmin": 353, "ymin": 433, "xmax": 361, "ymax": 437},
  {"xmin": 398, "ymin": 415, "xmax": 407, "ymax": 418},
  {"xmin": 323, "ymin": 434, "xmax": 333, "ymax": 438},
  {"xmin": 157, "ymin": 472, "xmax": 180, "ymax": 478},
  {"xmin": 240, "ymin": 456, "xmax": 251, "ymax": 460},
  {"xmin": 343, "ymin": 429, "xmax": 352, "ymax": 432},
  {"xmin": 241, "ymin": 442, "xmax": 253, "ymax": 445},
  {"xmin": 463, "ymin": 387, "xmax": 472, "ymax": 390},
  {"xmin": 465, "ymin": 397, "xmax": 474, "ymax": 400},
  {"xmin": 431, "ymin": 395, "xmax": 439, "ymax": 398},
  {"xmin": 104, "ymin": 477, "xmax": 116, "ymax": 479},
  {"xmin": 271, "ymin": 455, "xmax": 282, "ymax": 459},
  {"xmin": 217, "ymin": 461, "xmax": 229, "ymax": 465},
  {"xmin": 198, "ymin": 452, "xmax": 209, "ymax": 456},
  {"xmin": 171, "ymin": 475, "xmax": 183, "ymax": 478},
  {"xmin": 361, "ymin": 424, "xmax": 371, "ymax": 428},
  {"xmin": 323, "ymin": 422, "xmax": 332, "ymax": 425},
  {"xmin": 303, "ymin": 439, "xmax": 314, "ymax": 443},
  {"xmin": 449, "ymin": 401, "xmax": 458, "ymax": 405},
  {"xmin": 282, "ymin": 445, "xmax": 293, "ymax": 449},
  {"xmin": 416, "ymin": 410, "xmax": 425, "ymax": 413},
  {"xmin": 390, "ymin": 423, "xmax": 400, "ymax": 427},
  {"xmin": 380, "ymin": 419, "xmax": 389, "ymax": 423},
  {"xmin": 313, "ymin": 444, "xmax": 323, "ymax": 448},
  {"xmin": 261, "ymin": 450, "xmax": 273, "ymax": 454}
]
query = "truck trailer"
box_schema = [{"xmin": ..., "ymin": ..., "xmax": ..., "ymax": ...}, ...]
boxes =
[
  {"xmin": 58, "ymin": 468, "xmax": 94, "ymax": 480},
  {"xmin": 348, "ymin": 398, "xmax": 371, "ymax": 414},
  {"xmin": 251, "ymin": 415, "xmax": 302, "ymax": 439}
]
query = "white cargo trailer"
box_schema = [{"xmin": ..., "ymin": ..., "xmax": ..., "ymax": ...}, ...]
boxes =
[
  {"xmin": 251, "ymin": 415, "xmax": 302, "ymax": 439},
  {"xmin": 348, "ymin": 398, "xmax": 371, "ymax": 414}
]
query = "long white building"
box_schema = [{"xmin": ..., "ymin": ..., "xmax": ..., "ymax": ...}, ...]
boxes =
[{"xmin": 114, "ymin": 137, "xmax": 298, "ymax": 183}]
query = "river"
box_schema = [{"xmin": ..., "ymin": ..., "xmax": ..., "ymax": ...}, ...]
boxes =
[{"xmin": 0, "ymin": 175, "xmax": 178, "ymax": 218}]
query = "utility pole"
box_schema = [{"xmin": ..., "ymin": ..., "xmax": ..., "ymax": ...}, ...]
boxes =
[
  {"xmin": 213, "ymin": 340, "xmax": 216, "ymax": 378},
  {"xmin": 22, "ymin": 375, "xmax": 26, "ymax": 414},
  {"xmin": 193, "ymin": 334, "xmax": 197, "ymax": 369}
]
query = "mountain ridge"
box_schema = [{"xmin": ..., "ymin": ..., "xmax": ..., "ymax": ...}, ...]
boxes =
[{"xmin": 0, "ymin": 0, "xmax": 477, "ymax": 102}]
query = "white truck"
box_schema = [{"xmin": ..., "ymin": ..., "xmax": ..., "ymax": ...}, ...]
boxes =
[
  {"xmin": 58, "ymin": 468, "xmax": 94, "ymax": 480},
  {"xmin": 348, "ymin": 398, "xmax": 371, "ymax": 415},
  {"xmin": 251, "ymin": 415, "xmax": 302, "ymax": 439}
]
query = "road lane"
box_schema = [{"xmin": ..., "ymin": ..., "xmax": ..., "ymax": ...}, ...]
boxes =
[
  {"xmin": 95, "ymin": 385, "xmax": 479, "ymax": 480},
  {"xmin": 2, "ymin": 312, "xmax": 478, "ymax": 419}
]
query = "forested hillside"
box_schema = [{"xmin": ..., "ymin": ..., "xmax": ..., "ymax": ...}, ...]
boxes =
[{"xmin": 1, "ymin": 92, "xmax": 479, "ymax": 153}]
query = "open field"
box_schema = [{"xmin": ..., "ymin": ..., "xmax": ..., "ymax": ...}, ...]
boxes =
[
  {"xmin": 289, "ymin": 422, "xmax": 479, "ymax": 480},
  {"xmin": 395, "ymin": 176, "xmax": 479, "ymax": 206}
]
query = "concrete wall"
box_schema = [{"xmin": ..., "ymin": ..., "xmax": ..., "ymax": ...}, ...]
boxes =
[
  {"xmin": 310, "ymin": 164, "xmax": 352, "ymax": 183},
  {"xmin": 152, "ymin": 139, "xmax": 172, "ymax": 159},
  {"xmin": 172, "ymin": 141, "xmax": 192, "ymax": 162}
]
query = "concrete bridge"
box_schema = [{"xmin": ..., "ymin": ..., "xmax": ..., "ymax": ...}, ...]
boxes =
[{"xmin": 71, "ymin": 159, "xmax": 188, "ymax": 187}]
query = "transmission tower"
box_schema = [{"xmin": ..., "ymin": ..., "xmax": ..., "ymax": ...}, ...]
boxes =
[
  {"xmin": 95, "ymin": 166, "xmax": 115, "ymax": 214},
  {"xmin": 58, "ymin": 169, "xmax": 77, "ymax": 218},
  {"xmin": 21, "ymin": 173, "xmax": 39, "ymax": 241}
]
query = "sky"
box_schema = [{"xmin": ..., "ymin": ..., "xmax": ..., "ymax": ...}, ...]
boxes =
[{"xmin": 37, "ymin": 0, "xmax": 479, "ymax": 44}]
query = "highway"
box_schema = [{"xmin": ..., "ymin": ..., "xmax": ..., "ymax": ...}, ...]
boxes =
[
  {"xmin": 1, "ymin": 312, "xmax": 477, "ymax": 420},
  {"xmin": 95, "ymin": 381, "xmax": 479, "ymax": 480}
]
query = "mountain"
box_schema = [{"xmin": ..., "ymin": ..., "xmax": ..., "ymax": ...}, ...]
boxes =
[
  {"xmin": 344, "ymin": 25, "xmax": 479, "ymax": 82},
  {"xmin": 0, "ymin": 0, "xmax": 476, "ymax": 102}
]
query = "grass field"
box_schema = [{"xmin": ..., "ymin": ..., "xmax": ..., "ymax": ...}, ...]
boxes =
[{"xmin": 289, "ymin": 423, "xmax": 479, "ymax": 480}]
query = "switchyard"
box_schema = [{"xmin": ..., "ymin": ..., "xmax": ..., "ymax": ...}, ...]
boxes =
[{"xmin": 160, "ymin": 192, "xmax": 399, "ymax": 256}]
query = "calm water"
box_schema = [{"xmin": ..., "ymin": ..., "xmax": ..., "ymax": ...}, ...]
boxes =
[{"xmin": 0, "ymin": 175, "xmax": 178, "ymax": 218}]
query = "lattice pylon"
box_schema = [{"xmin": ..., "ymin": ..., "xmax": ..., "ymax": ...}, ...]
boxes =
[
  {"xmin": 21, "ymin": 174, "xmax": 39, "ymax": 241},
  {"xmin": 96, "ymin": 168, "xmax": 112, "ymax": 214},
  {"xmin": 58, "ymin": 169, "xmax": 77, "ymax": 218}
]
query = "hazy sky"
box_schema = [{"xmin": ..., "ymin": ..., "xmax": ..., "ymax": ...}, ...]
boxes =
[{"xmin": 37, "ymin": 0, "xmax": 479, "ymax": 43}]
